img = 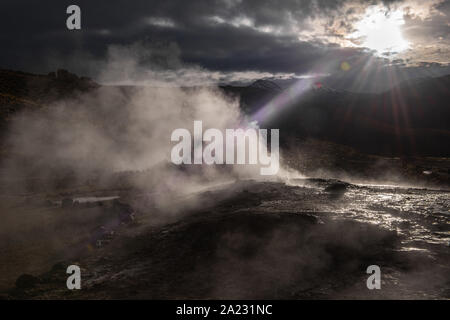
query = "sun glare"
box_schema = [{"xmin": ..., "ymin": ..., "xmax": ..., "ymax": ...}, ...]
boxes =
[{"xmin": 350, "ymin": 6, "xmax": 409, "ymax": 55}]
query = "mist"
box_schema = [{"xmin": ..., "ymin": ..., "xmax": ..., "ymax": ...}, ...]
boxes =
[{"xmin": 1, "ymin": 41, "xmax": 300, "ymax": 215}]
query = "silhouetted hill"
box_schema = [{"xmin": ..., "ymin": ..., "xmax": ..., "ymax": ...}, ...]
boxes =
[
  {"xmin": 0, "ymin": 69, "xmax": 448, "ymax": 157},
  {"xmin": 249, "ymin": 79, "xmax": 282, "ymax": 92},
  {"xmin": 220, "ymin": 80, "xmax": 281, "ymax": 115},
  {"xmin": 0, "ymin": 69, "xmax": 98, "ymax": 126},
  {"xmin": 222, "ymin": 75, "xmax": 450, "ymax": 157}
]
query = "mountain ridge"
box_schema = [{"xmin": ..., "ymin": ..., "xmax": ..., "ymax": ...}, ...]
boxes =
[{"xmin": 0, "ymin": 69, "xmax": 448, "ymax": 157}]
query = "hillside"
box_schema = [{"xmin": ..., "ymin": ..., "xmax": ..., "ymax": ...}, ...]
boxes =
[
  {"xmin": 222, "ymin": 77, "xmax": 450, "ymax": 157},
  {"xmin": 0, "ymin": 69, "xmax": 98, "ymax": 128},
  {"xmin": 0, "ymin": 70, "xmax": 448, "ymax": 188},
  {"xmin": 1, "ymin": 70, "xmax": 447, "ymax": 157}
]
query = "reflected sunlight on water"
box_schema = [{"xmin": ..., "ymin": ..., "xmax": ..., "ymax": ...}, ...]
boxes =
[{"xmin": 337, "ymin": 185, "xmax": 449, "ymax": 249}]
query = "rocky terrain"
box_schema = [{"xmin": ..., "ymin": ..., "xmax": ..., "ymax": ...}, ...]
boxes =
[
  {"xmin": 0, "ymin": 69, "xmax": 448, "ymax": 299},
  {"xmin": 1, "ymin": 179, "xmax": 449, "ymax": 299}
]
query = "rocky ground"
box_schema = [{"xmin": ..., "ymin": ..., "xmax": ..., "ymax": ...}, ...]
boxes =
[
  {"xmin": 1, "ymin": 179, "xmax": 448, "ymax": 299},
  {"xmin": 0, "ymin": 69, "xmax": 448, "ymax": 300}
]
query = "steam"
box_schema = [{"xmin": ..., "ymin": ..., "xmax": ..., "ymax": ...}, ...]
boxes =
[
  {"xmin": 1, "ymin": 41, "xmax": 300, "ymax": 210},
  {"xmin": 44, "ymin": 41, "xmax": 297, "ymax": 87}
]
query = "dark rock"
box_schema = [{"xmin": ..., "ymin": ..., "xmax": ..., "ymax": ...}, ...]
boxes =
[
  {"xmin": 61, "ymin": 198, "xmax": 73, "ymax": 208},
  {"xmin": 90, "ymin": 226, "xmax": 115, "ymax": 248},
  {"xmin": 44, "ymin": 199, "xmax": 54, "ymax": 207},
  {"xmin": 51, "ymin": 262, "xmax": 67, "ymax": 273},
  {"xmin": 56, "ymin": 69, "xmax": 78, "ymax": 81},
  {"xmin": 15, "ymin": 274, "xmax": 39, "ymax": 289},
  {"xmin": 113, "ymin": 201, "xmax": 135, "ymax": 224},
  {"xmin": 40, "ymin": 262, "xmax": 67, "ymax": 282},
  {"xmin": 324, "ymin": 182, "xmax": 349, "ymax": 194}
]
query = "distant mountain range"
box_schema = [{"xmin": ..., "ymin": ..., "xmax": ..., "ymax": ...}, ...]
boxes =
[
  {"xmin": 0, "ymin": 69, "xmax": 448, "ymax": 157},
  {"xmin": 222, "ymin": 77, "xmax": 450, "ymax": 157}
]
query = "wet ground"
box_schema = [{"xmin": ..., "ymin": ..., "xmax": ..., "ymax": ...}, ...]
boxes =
[{"xmin": 1, "ymin": 178, "xmax": 449, "ymax": 299}]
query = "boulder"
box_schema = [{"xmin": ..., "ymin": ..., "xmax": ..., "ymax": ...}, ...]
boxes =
[
  {"xmin": 15, "ymin": 274, "xmax": 39, "ymax": 289},
  {"xmin": 113, "ymin": 201, "xmax": 136, "ymax": 224},
  {"xmin": 324, "ymin": 182, "xmax": 349, "ymax": 194},
  {"xmin": 61, "ymin": 198, "xmax": 73, "ymax": 208}
]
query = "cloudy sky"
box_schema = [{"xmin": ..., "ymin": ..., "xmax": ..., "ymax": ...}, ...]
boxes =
[{"xmin": 1, "ymin": 0, "xmax": 449, "ymax": 90}]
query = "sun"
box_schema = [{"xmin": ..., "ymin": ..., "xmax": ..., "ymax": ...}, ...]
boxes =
[{"xmin": 349, "ymin": 6, "xmax": 409, "ymax": 55}]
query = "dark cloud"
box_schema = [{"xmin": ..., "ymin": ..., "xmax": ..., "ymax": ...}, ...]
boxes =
[{"xmin": 0, "ymin": 0, "xmax": 448, "ymax": 88}]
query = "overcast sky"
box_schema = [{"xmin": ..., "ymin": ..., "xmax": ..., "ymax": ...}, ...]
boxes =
[{"xmin": 1, "ymin": 0, "xmax": 449, "ymax": 90}]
